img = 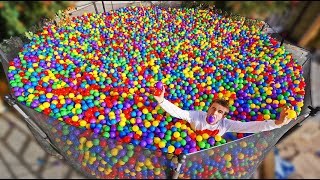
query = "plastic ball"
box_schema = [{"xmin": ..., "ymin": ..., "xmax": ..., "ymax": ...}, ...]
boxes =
[{"xmin": 286, "ymin": 109, "xmax": 297, "ymax": 119}]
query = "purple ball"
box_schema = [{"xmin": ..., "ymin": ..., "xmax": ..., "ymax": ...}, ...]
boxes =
[
  {"xmin": 146, "ymin": 138, "xmax": 153, "ymax": 145},
  {"xmin": 207, "ymin": 115, "xmax": 215, "ymax": 124},
  {"xmin": 93, "ymin": 128, "xmax": 100, "ymax": 134},
  {"xmin": 208, "ymin": 137, "xmax": 215, "ymax": 145},
  {"xmin": 140, "ymin": 140, "xmax": 147, "ymax": 147},
  {"xmin": 110, "ymin": 132, "xmax": 116, "ymax": 138},
  {"xmin": 189, "ymin": 148, "xmax": 197, "ymax": 153},
  {"xmin": 135, "ymin": 117, "xmax": 142, "ymax": 124},
  {"xmin": 155, "ymin": 81, "xmax": 163, "ymax": 90}
]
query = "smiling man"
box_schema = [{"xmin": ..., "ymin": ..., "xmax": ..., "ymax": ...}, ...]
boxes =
[{"xmin": 154, "ymin": 87, "xmax": 292, "ymax": 136}]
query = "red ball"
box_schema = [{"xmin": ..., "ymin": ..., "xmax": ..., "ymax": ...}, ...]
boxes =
[
  {"xmin": 154, "ymin": 89, "xmax": 162, "ymax": 96},
  {"xmin": 174, "ymin": 148, "xmax": 182, "ymax": 155},
  {"xmin": 123, "ymin": 136, "xmax": 131, "ymax": 143}
]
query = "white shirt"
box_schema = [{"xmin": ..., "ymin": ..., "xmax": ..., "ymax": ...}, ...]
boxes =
[{"xmin": 159, "ymin": 99, "xmax": 282, "ymax": 136}]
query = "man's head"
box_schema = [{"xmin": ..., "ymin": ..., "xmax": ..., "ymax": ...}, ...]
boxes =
[{"xmin": 206, "ymin": 99, "xmax": 230, "ymax": 125}]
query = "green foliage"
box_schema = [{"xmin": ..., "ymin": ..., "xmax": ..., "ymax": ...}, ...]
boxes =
[
  {"xmin": 0, "ymin": 1, "xmax": 72, "ymax": 42},
  {"xmin": 181, "ymin": 1, "xmax": 290, "ymax": 21},
  {"xmin": 226, "ymin": 1, "xmax": 290, "ymax": 20}
]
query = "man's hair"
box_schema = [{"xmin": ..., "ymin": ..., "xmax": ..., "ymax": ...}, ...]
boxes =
[
  {"xmin": 211, "ymin": 99, "xmax": 229, "ymax": 108},
  {"xmin": 210, "ymin": 99, "xmax": 230, "ymax": 115}
]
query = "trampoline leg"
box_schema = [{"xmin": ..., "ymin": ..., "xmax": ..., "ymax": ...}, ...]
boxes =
[
  {"xmin": 172, "ymin": 154, "xmax": 186, "ymax": 179},
  {"xmin": 92, "ymin": 2, "xmax": 98, "ymax": 14}
]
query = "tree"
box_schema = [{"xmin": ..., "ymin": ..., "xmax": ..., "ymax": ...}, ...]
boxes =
[
  {"xmin": 181, "ymin": 1, "xmax": 290, "ymax": 21},
  {"xmin": 0, "ymin": 1, "xmax": 73, "ymax": 42}
]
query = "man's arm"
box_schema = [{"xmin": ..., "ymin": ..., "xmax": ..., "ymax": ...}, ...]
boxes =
[
  {"xmin": 159, "ymin": 98, "xmax": 199, "ymax": 123},
  {"xmin": 224, "ymin": 106, "xmax": 292, "ymax": 133},
  {"xmin": 154, "ymin": 86, "xmax": 199, "ymax": 123},
  {"xmin": 223, "ymin": 119, "xmax": 283, "ymax": 133}
]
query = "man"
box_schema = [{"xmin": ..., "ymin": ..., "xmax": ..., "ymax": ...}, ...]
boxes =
[{"xmin": 154, "ymin": 87, "xmax": 292, "ymax": 136}]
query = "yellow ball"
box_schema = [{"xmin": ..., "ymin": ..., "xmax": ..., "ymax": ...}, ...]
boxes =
[
  {"xmin": 80, "ymin": 120, "xmax": 87, "ymax": 127},
  {"xmin": 154, "ymin": 137, "xmax": 161, "ymax": 144},
  {"xmin": 224, "ymin": 154, "xmax": 232, "ymax": 161},
  {"xmin": 200, "ymin": 102, "xmax": 205, "ymax": 107},
  {"xmin": 238, "ymin": 153, "xmax": 244, "ymax": 159},
  {"xmin": 142, "ymin": 108, "xmax": 149, "ymax": 114},
  {"xmin": 181, "ymin": 124, "xmax": 187, "ymax": 130},
  {"xmin": 202, "ymin": 133, "xmax": 209, "ymax": 140},
  {"xmin": 111, "ymin": 148, "xmax": 118, "ymax": 156},
  {"xmin": 46, "ymin": 93, "xmax": 53, "ymax": 98},
  {"xmin": 119, "ymin": 121, "xmax": 126, "ymax": 127},
  {"xmin": 159, "ymin": 141, "xmax": 166, "ymax": 148},
  {"xmin": 154, "ymin": 170, "xmax": 161, "ymax": 175},
  {"xmin": 266, "ymin": 90, "xmax": 272, "ymax": 95},
  {"xmin": 263, "ymin": 114, "xmax": 270, "ymax": 120},
  {"xmin": 240, "ymin": 141, "xmax": 247, "ymax": 147},
  {"xmin": 43, "ymin": 102, "xmax": 50, "ymax": 108},
  {"xmin": 144, "ymin": 121, "xmax": 151, "ymax": 128},
  {"xmin": 86, "ymin": 141, "xmax": 93, "ymax": 148},
  {"xmin": 175, "ymin": 122, "xmax": 181, "ymax": 128},
  {"xmin": 28, "ymin": 94, "xmax": 35, "ymax": 100},
  {"xmin": 152, "ymin": 120, "xmax": 159, "ymax": 127},
  {"xmin": 98, "ymin": 115, "xmax": 105, "ymax": 120},
  {"xmin": 168, "ymin": 145, "xmax": 175, "ymax": 153},
  {"xmin": 226, "ymin": 162, "xmax": 232, "ymax": 168},
  {"xmin": 132, "ymin": 125, "xmax": 139, "ymax": 132},
  {"xmin": 69, "ymin": 93, "xmax": 75, "ymax": 98},
  {"xmin": 297, "ymin": 101, "xmax": 303, "ymax": 108},
  {"xmin": 266, "ymin": 98, "xmax": 272, "ymax": 103},
  {"xmin": 280, "ymin": 99, "xmax": 286, "ymax": 105},
  {"xmin": 122, "ymin": 92, "xmax": 128, "ymax": 98},
  {"xmin": 286, "ymin": 109, "xmax": 297, "ymax": 119},
  {"xmin": 76, "ymin": 94, "xmax": 82, "ymax": 100},
  {"xmin": 72, "ymin": 116, "xmax": 79, "ymax": 122},
  {"xmin": 196, "ymin": 135, "xmax": 203, "ymax": 142},
  {"xmin": 75, "ymin": 103, "xmax": 81, "ymax": 109},
  {"xmin": 215, "ymin": 135, "xmax": 222, "ymax": 142},
  {"xmin": 173, "ymin": 132, "xmax": 180, "ymax": 138}
]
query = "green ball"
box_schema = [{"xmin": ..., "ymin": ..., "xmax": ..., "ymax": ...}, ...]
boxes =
[
  {"xmin": 165, "ymin": 135, "xmax": 171, "ymax": 141},
  {"xmin": 127, "ymin": 150, "xmax": 134, "ymax": 157},
  {"xmin": 122, "ymin": 156, "xmax": 129, "ymax": 162},
  {"xmin": 180, "ymin": 131, "xmax": 187, "ymax": 138},
  {"xmin": 17, "ymin": 96, "xmax": 24, "ymax": 102},
  {"xmin": 198, "ymin": 141, "xmax": 206, "ymax": 148},
  {"xmin": 103, "ymin": 126, "xmax": 110, "ymax": 132},
  {"xmin": 103, "ymin": 132, "xmax": 110, "ymax": 138},
  {"xmin": 180, "ymin": 139, "xmax": 187, "ymax": 146},
  {"xmin": 127, "ymin": 144, "xmax": 134, "ymax": 150},
  {"xmin": 62, "ymin": 129, "xmax": 69, "ymax": 135},
  {"xmin": 93, "ymin": 139, "xmax": 100, "ymax": 146}
]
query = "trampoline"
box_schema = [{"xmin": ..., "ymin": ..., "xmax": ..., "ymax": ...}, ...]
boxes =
[{"xmin": 0, "ymin": 3, "xmax": 318, "ymax": 179}]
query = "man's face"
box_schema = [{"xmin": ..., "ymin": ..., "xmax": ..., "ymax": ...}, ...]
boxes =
[{"xmin": 206, "ymin": 102, "xmax": 229, "ymax": 125}]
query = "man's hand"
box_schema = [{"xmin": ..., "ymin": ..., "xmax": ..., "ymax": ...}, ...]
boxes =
[
  {"xmin": 154, "ymin": 86, "xmax": 165, "ymax": 104},
  {"xmin": 275, "ymin": 105, "xmax": 292, "ymax": 126}
]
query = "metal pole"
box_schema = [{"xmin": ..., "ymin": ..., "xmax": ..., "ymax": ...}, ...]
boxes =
[
  {"xmin": 172, "ymin": 154, "xmax": 186, "ymax": 179},
  {"xmin": 93, "ymin": 1, "xmax": 98, "ymax": 14},
  {"xmin": 111, "ymin": 1, "xmax": 114, "ymax": 10},
  {"xmin": 101, "ymin": 1, "xmax": 106, "ymax": 13}
]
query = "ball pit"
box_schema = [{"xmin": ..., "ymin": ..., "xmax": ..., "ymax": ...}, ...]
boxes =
[
  {"xmin": 8, "ymin": 5, "xmax": 305, "ymax": 153},
  {"xmin": 6, "ymin": 5, "xmax": 306, "ymax": 175}
]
